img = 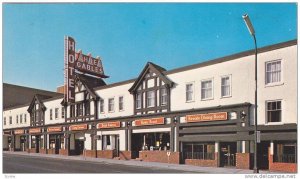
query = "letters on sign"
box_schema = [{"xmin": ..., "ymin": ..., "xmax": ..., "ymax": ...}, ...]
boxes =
[
  {"xmin": 29, "ymin": 128, "xmax": 41, "ymax": 134},
  {"xmin": 186, "ymin": 112, "xmax": 228, "ymax": 123},
  {"xmin": 14, "ymin": 130, "xmax": 24, "ymax": 135},
  {"xmin": 135, "ymin": 117, "xmax": 164, "ymax": 126},
  {"xmin": 47, "ymin": 126, "xmax": 62, "ymax": 132},
  {"xmin": 97, "ymin": 121, "xmax": 121, "ymax": 129},
  {"xmin": 64, "ymin": 36, "xmax": 76, "ymax": 103},
  {"xmin": 69, "ymin": 124, "xmax": 88, "ymax": 131}
]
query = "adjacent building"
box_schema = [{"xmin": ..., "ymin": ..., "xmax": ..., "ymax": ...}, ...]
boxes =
[{"xmin": 3, "ymin": 39, "xmax": 297, "ymax": 173}]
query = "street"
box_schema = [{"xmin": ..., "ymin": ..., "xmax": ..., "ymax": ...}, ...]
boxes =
[{"xmin": 3, "ymin": 153, "xmax": 201, "ymax": 173}]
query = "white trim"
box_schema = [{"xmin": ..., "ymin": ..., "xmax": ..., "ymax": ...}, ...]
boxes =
[
  {"xmin": 201, "ymin": 78, "xmax": 214, "ymax": 100},
  {"xmin": 220, "ymin": 74, "xmax": 232, "ymax": 98},
  {"xmin": 132, "ymin": 127, "xmax": 171, "ymax": 133}
]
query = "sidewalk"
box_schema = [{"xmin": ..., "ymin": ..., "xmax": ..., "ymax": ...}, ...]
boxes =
[{"xmin": 3, "ymin": 151, "xmax": 277, "ymax": 174}]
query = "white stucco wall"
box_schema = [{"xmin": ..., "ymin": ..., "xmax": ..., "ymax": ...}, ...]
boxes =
[
  {"xmin": 44, "ymin": 98, "xmax": 65, "ymax": 125},
  {"xmin": 3, "ymin": 106, "xmax": 30, "ymax": 129}
]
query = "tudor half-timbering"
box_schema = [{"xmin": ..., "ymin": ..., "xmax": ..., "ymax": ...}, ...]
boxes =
[{"xmin": 3, "ymin": 39, "xmax": 297, "ymax": 173}]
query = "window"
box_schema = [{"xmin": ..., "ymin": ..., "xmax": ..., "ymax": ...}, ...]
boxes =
[
  {"xmin": 50, "ymin": 109, "xmax": 53, "ymax": 120},
  {"xmin": 9, "ymin": 116, "xmax": 12, "ymax": 125},
  {"xmin": 266, "ymin": 60, "xmax": 281, "ymax": 84},
  {"xmin": 183, "ymin": 143, "xmax": 215, "ymax": 160},
  {"xmin": 76, "ymin": 103, "xmax": 83, "ymax": 116},
  {"xmin": 20, "ymin": 114, "xmax": 23, "ymax": 124},
  {"xmin": 16, "ymin": 115, "xmax": 19, "ymax": 124},
  {"xmin": 55, "ymin": 108, "xmax": 59, "ymax": 119},
  {"xmin": 70, "ymin": 105, "xmax": 75, "ymax": 117},
  {"xmin": 100, "ymin": 99, "xmax": 104, "ymax": 113},
  {"xmin": 136, "ymin": 93, "xmax": 142, "ymax": 109},
  {"xmin": 274, "ymin": 142, "xmax": 297, "ymax": 163},
  {"xmin": 119, "ymin": 96, "xmax": 124, "ymax": 111},
  {"xmin": 186, "ymin": 83, "xmax": 194, "ymax": 102},
  {"xmin": 201, "ymin": 80, "xmax": 213, "ymax": 100},
  {"xmin": 221, "ymin": 76, "xmax": 231, "ymax": 97},
  {"xmin": 61, "ymin": 107, "xmax": 65, "ymax": 118},
  {"xmin": 147, "ymin": 91, "xmax": 155, "ymax": 107},
  {"xmin": 267, "ymin": 100, "xmax": 282, "ymax": 122},
  {"xmin": 4, "ymin": 117, "xmax": 6, "ymax": 125},
  {"xmin": 24, "ymin": 114, "xmax": 27, "ymax": 123},
  {"xmin": 108, "ymin": 98, "xmax": 114, "ymax": 112},
  {"xmin": 85, "ymin": 101, "xmax": 90, "ymax": 115},
  {"xmin": 161, "ymin": 88, "xmax": 167, "ymax": 105}
]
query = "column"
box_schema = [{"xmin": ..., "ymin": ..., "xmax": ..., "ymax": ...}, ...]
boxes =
[
  {"xmin": 128, "ymin": 129, "xmax": 132, "ymax": 151},
  {"xmin": 215, "ymin": 142, "xmax": 220, "ymax": 167}
]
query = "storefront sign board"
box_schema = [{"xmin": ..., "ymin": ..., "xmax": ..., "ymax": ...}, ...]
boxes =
[
  {"xmin": 14, "ymin": 129, "xmax": 24, "ymax": 135},
  {"xmin": 29, "ymin": 128, "xmax": 41, "ymax": 134},
  {"xmin": 186, "ymin": 112, "xmax": 227, "ymax": 123},
  {"xmin": 69, "ymin": 124, "xmax": 88, "ymax": 131},
  {"xmin": 97, "ymin": 121, "xmax": 120, "ymax": 129},
  {"xmin": 47, "ymin": 126, "xmax": 62, "ymax": 132},
  {"xmin": 135, "ymin": 117, "xmax": 164, "ymax": 126}
]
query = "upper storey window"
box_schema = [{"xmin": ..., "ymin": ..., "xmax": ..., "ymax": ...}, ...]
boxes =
[
  {"xmin": 221, "ymin": 76, "xmax": 231, "ymax": 98},
  {"xmin": 161, "ymin": 88, "xmax": 167, "ymax": 106},
  {"xmin": 136, "ymin": 93, "xmax": 142, "ymax": 109},
  {"xmin": 4, "ymin": 117, "xmax": 6, "ymax": 125},
  {"xmin": 108, "ymin": 98, "xmax": 115, "ymax": 112},
  {"xmin": 186, "ymin": 83, "xmax": 194, "ymax": 102},
  {"xmin": 266, "ymin": 60, "xmax": 281, "ymax": 85},
  {"xmin": 267, "ymin": 100, "xmax": 282, "ymax": 123},
  {"xmin": 201, "ymin": 79, "xmax": 213, "ymax": 100},
  {"xmin": 147, "ymin": 91, "xmax": 155, "ymax": 107}
]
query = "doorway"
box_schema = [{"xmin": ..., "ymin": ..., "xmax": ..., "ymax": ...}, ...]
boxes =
[
  {"xmin": 35, "ymin": 136, "xmax": 40, "ymax": 153},
  {"xmin": 257, "ymin": 141, "xmax": 269, "ymax": 170},
  {"xmin": 220, "ymin": 142, "xmax": 236, "ymax": 167},
  {"xmin": 75, "ymin": 139, "xmax": 84, "ymax": 155}
]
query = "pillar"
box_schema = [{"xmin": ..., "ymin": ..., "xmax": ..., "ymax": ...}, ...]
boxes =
[{"xmin": 215, "ymin": 142, "xmax": 220, "ymax": 167}]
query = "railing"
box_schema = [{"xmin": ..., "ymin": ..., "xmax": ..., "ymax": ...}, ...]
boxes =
[
  {"xmin": 274, "ymin": 154, "xmax": 297, "ymax": 163},
  {"xmin": 184, "ymin": 152, "xmax": 215, "ymax": 160}
]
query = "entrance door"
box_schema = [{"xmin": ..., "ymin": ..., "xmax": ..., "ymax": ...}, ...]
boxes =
[
  {"xmin": 55, "ymin": 136, "xmax": 60, "ymax": 154},
  {"xmin": 257, "ymin": 142, "xmax": 269, "ymax": 170},
  {"xmin": 115, "ymin": 135, "xmax": 120, "ymax": 157},
  {"xmin": 75, "ymin": 139, "xmax": 84, "ymax": 155},
  {"xmin": 36, "ymin": 136, "xmax": 40, "ymax": 153},
  {"xmin": 220, "ymin": 142, "xmax": 236, "ymax": 167}
]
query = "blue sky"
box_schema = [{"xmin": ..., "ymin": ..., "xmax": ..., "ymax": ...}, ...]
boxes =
[{"xmin": 3, "ymin": 3, "xmax": 297, "ymax": 91}]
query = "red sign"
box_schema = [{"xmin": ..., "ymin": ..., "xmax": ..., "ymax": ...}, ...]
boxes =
[
  {"xmin": 75, "ymin": 52, "xmax": 108, "ymax": 78},
  {"xmin": 69, "ymin": 124, "xmax": 88, "ymax": 131},
  {"xmin": 14, "ymin": 130, "xmax": 24, "ymax": 135},
  {"xmin": 47, "ymin": 126, "xmax": 62, "ymax": 132},
  {"xmin": 186, "ymin": 112, "xmax": 228, "ymax": 123},
  {"xmin": 64, "ymin": 36, "xmax": 76, "ymax": 103},
  {"xmin": 135, "ymin": 117, "xmax": 164, "ymax": 126},
  {"xmin": 29, "ymin": 128, "xmax": 41, "ymax": 134},
  {"xmin": 97, "ymin": 121, "xmax": 121, "ymax": 129}
]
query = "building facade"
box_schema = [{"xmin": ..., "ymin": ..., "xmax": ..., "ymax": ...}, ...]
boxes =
[{"xmin": 3, "ymin": 39, "xmax": 297, "ymax": 173}]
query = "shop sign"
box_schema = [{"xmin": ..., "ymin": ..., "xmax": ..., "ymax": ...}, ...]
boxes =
[
  {"xmin": 69, "ymin": 124, "xmax": 88, "ymax": 131},
  {"xmin": 64, "ymin": 36, "xmax": 76, "ymax": 103},
  {"xmin": 3, "ymin": 131, "xmax": 11, "ymax": 135},
  {"xmin": 186, "ymin": 112, "xmax": 227, "ymax": 123},
  {"xmin": 97, "ymin": 121, "xmax": 121, "ymax": 129},
  {"xmin": 75, "ymin": 51, "xmax": 107, "ymax": 78},
  {"xmin": 47, "ymin": 126, "xmax": 62, "ymax": 132},
  {"xmin": 135, "ymin": 117, "xmax": 164, "ymax": 126},
  {"xmin": 14, "ymin": 129, "xmax": 24, "ymax": 135},
  {"xmin": 29, "ymin": 128, "xmax": 41, "ymax": 134}
]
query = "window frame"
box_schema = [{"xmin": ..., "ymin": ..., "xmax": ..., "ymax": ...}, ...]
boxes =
[
  {"xmin": 266, "ymin": 100, "xmax": 282, "ymax": 124},
  {"xmin": 61, "ymin": 107, "xmax": 65, "ymax": 118},
  {"xmin": 146, "ymin": 90, "xmax": 155, "ymax": 108},
  {"xmin": 16, "ymin": 115, "xmax": 19, "ymax": 124},
  {"xmin": 119, "ymin": 96, "xmax": 124, "ymax": 111},
  {"xmin": 136, "ymin": 93, "xmax": 142, "ymax": 109},
  {"xmin": 201, "ymin": 78, "xmax": 214, "ymax": 100},
  {"xmin": 186, "ymin": 82, "xmax": 195, "ymax": 102},
  {"xmin": 20, "ymin": 114, "xmax": 23, "ymax": 124},
  {"xmin": 9, "ymin": 116, "xmax": 12, "ymax": 125},
  {"xmin": 265, "ymin": 60, "xmax": 283, "ymax": 86},
  {"xmin": 4, "ymin": 117, "xmax": 6, "ymax": 125},
  {"xmin": 55, "ymin": 108, "xmax": 59, "ymax": 119},
  {"xmin": 50, "ymin": 109, "xmax": 53, "ymax": 120},
  {"xmin": 108, "ymin": 98, "xmax": 115, "ymax": 112},
  {"xmin": 221, "ymin": 75, "xmax": 232, "ymax": 98},
  {"xmin": 100, "ymin": 99, "xmax": 105, "ymax": 113},
  {"xmin": 160, "ymin": 87, "xmax": 168, "ymax": 106}
]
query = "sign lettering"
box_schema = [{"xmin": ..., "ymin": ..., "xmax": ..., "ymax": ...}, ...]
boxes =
[
  {"xmin": 135, "ymin": 117, "xmax": 164, "ymax": 126},
  {"xmin": 14, "ymin": 130, "xmax": 24, "ymax": 135},
  {"xmin": 64, "ymin": 36, "xmax": 76, "ymax": 103},
  {"xmin": 186, "ymin": 112, "xmax": 228, "ymax": 123},
  {"xmin": 29, "ymin": 128, "xmax": 41, "ymax": 134},
  {"xmin": 69, "ymin": 124, "xmax": 88, "ymax": 131},
  {"xmin": 47, "ymin": 126, "xmax": 62, "ymax": 132},
  {"xmin": 97, "ymin": 121, "xmax": 121, "ymax": 129}
]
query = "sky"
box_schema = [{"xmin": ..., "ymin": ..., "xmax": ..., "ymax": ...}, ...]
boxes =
[{"xmin": 3, "ymin": 3, "xmax": 297, "ymax": 91}]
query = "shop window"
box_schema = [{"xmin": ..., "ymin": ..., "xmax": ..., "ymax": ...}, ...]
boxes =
[
  {"xmin": 266, "ymin": 60, "xmax": 281, "ymax": 84},
  {"xmin": 161, "ymin": 88, "xmax": 167, "ymax": 105},
  {"xmin": 55, "ymin": 108, "xmax": 59, "ymax": 119},
  {"xmin": 119, "ymin": 96, "xmax": 124, "ymax": 111},
  {"xmin": 61, "ymin": 107, "xmax": 65, "ymax": 118},
  {"xmin": 50, "ymin": 109, "xmax": 53, "ymax": 120},
  {"xmin": 183, "ymin": 143, "xmax": 215, "ymax": 160},
  {"xmin": 31, "ymin": 136, "xmax": 36, "ymax": 148},
  {"xmin": 102, "ymin": 135, "xmax": 117, "ymax": 150},
  {"xmin": 146, "ymin": 91, "xmax": 155, "ymax": 107},
  {"xmin": 136, "ymin": 93, "xmax": 142, "ymax": 109},
  {"xmin": 186, "ymin": 83, "xmax": 194, "ymax": 102},
  {"xmin": 132, "ymin": 132, "xmax": 170, "ymax": 151},
  {"xmin": 221, "ymin": 75, "xmax": 231, "ymax": 97},
  {"xmin": 100, "ymin": 99, "xmax": 104, "ymax": 113},
  {"xmin": 201, "ymin": 79, "xmax": 213, "ymax": 100},
  {"xmin": 108, "ymin": 98, "xmax": 114, "ymax": 112},
  {"xmin": 267, "ymin": 100, "xmax": 281, "ymax": 123},
  {"xmin": 274, "ymin": 142, "xmax": 297, "ymax": 163}
]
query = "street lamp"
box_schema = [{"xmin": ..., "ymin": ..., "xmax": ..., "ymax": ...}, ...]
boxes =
[{"xmin": 242, "ymin": 14, "xmax": 259, "ymax": 174}]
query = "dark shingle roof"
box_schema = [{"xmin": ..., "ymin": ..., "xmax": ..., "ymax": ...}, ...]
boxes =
[{"xmin": 3, "ymin": 83, "xmax": 61, "ymax": 109}]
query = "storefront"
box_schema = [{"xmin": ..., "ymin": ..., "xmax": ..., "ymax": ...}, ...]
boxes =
[
  {"xmin": 68, "ymin": 123, "xmax": 89, "ymax": 155},
  {"xmin": 3, "ymin": 130, "xmax": 12, "ymax": 151},
  {"xmin": 47, "ymin": 126, "xmax": 64, "ymax": 154},
  {"xmin": 14, "ymin": 129, "xmax": 27, "ymax": 151},
  {"xmin": 28, "ymin": 128, "xmax": 43, "ymax": 153}
]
